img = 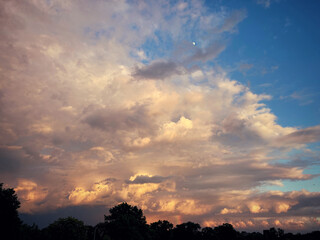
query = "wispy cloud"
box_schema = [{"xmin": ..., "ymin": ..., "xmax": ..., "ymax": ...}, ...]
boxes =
[
  {"xmin": 280, "ymin": 89, "xmax": 315, "ymax": 106},
  {"xmin": 212, "ymin": 9, "xmax": 247, "ymax": 33},
  {"xmin": 256, "ymin": 0, "xmax": 271, "ymax": 8}
]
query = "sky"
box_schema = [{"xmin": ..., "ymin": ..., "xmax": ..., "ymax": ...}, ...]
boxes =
[{"xmin": 1, "ymin": 0, "xmax": 320, "ymax": 233}]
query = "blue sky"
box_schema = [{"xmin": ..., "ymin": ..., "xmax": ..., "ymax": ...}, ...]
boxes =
[
  {"xmin": 214, "ymin": 0, "xmax": 320, "ymax": 194},
  {"xmin": 1, "ymin": 0, "xmax": 320, "ymax": 232},
  {"xmin": 217, "ymin": 0, "xmax": 320, "ymax": 128}
]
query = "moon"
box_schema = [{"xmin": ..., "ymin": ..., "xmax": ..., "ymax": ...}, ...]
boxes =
[{"xmin": 192, "ymin": 41, "xmax": 196, "ymax": 46}]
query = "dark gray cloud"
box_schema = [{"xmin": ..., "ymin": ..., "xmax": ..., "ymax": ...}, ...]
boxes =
[
  {"xmin": 277, "ymin": 125, "xmax": 320, "ymax": 145},
  {"xmin": 291, "ymin": 193, "xmax": 320, "ymax": 210},
  {"xmin": 285, "ymin": 152, "xmax": 320, "ymax": 168},
  {"xmin": 0, "ymin": 145, "xmax": 46, "ymax": 175},
  {"xmin": 0, "ymin": 147, "xmax": 25, "ymax": 173},
  {"xmin": 133, "ymin": 60, "xmax": 182, "ymax": 80},
  {"xmin": 213, "ymin": 114, "xmax": 266, "ymax": 148},
  {"xmin": 83, "ymin": 105, "xmax": 151, "ymax": 132},
  {"xmin": 173, "ymin": 161, "xmax": 313, "ymax": 193}
]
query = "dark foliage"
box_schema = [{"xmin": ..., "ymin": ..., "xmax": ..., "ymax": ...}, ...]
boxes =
[
  {"xmin": 102, "ymin": 202, "xmax": 151, "ymax": 240},
  {"xmin": 0, "ymin": 183, "xmax": 22, "ymax": 240},
  {"xmin": 173, "ymin": 221, "xmax": 201, "ymax": 240},
  {"xmin": 150, "ymin": 220, "xmax": 173, "ymax": 240},
  {"xmin": 214, "ymin": 223, "xmax": 238, "ymax": 240},
  {"xmin": 201, "ymin": 227, "xmax": 219, "ymax": 240},
  {"xmin": 19, "ymin": 223, "xmax": 42, "ymax": 240},
  {"xmin": 42, "ymin": 216, "xmax": 87, "ymax": 240}
]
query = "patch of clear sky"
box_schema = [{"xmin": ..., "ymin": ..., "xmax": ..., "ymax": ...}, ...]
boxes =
[{"xmin": 206, "ymin": 0, "xmax": 320, "ymax": 128}]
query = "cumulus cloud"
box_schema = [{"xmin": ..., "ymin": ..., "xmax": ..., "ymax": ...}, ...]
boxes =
[{"xmin": 0, "ymin": 0, "xmax": 319, "ymax": 232}]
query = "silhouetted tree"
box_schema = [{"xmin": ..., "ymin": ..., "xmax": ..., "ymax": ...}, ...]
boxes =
[
  {"xmin": 305, "ymin": 231, "xmax": 320, "ymax": 240},
  {"xmin": 92, "ymin": 222, "xmax": 110, "ymax": 240},
  {"xmin": 202, "ymin": 227, "xmax": 219, "ymax": 240},
  {"xmin": 263, "ymin": 227, "xmax": 285, "ymax": 240},
  {"xmin": 84, "ymin": 225, "xmax": 94, "ymax": 240},
  {"xmin": 214, "ymin": 223, "xmax": 237, "ymax": 240},
  {"xmin": 244, "ymin": 231, "xmax": 263, "ymax": 240},
  {"xmin": 19, "ymin": 223, "xmax": 42, "ymax": 240},
  {"xmin": 42, "ymin": 216, "xmax": 87, "ymax": 240},
  {"xmin": 173, "ymin": 221, "xmax": 201, "ymax": 240},
  {"xmin": 0, "ymin": 183, "xmax": 22, "ymax": 240},
  {"xmin": 150, "ymin": 220, "xmax": 173, "ymax": 240},
  {"xmin": 277, "ymin": 228, "xmax": 284, "ymax": 239},
  {"xmin": 103, "ymin": 202, "xmax": 151, "ymax": 240}
]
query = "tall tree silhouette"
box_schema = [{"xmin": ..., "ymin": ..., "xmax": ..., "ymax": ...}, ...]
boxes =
[
  {"xmin": 173, "ymin": 221, "xmax": 201, "ymax": 240},
  {"xmin": 150, "ymin": 220, "xmax": 173, "ymax": 240},
  {"xmin": 104, "ymin": 202, "xmax": 150, "ymax": 240},
  {"xmin": 0, "ymin": 183, "xmax": 21, "ymax": 240},
  {"xmin": 214, "ymin": 223, "xmax": 237, "ymax": 240}
]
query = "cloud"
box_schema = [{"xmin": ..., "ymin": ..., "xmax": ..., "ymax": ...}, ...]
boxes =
[
  {"xmin": 156, "ymin": 116, "xmax": 193, "ymax": 142},
  {"xmin": 83, "ymin": 105, "xmax": 151, "ymax": 133},
  {"xmin": 238, "ymin": 63, "xmax": 254, "ymax": 75},
  {"xmin": 14, "ymin": 179, "xmax": 49, "ymax": 214},
  {"xmin": 239, "ymin": 63, "xmax": 254, "ymax": 71},
  {"xmin": 126, "ymin": 175, "xmax": 169, "ymax": 184},
  {"xmin": 276, "ymin": 125, "xmax": 320, "ymax": 145},
  {"xmin": 188, "ymin": 42, "xmax": 226, "ymax": 62},
  {"xmin": 0, "ymin": 0, "xmax": 319, "ymax": 232},
  {"xmin": 213, "ymin": 9, "xmax": 247, "ymax": 33},
  {"xmin": 286, "ymin": 90, "xmax": 314, "ymax": 106},
  {"xmin": 68, "ymin": 182, "xmax": 114, "ymax": 205},
  {"xmin": 256, "ymin": 0, "xmax": 271, "ymax": 8},
  {"xmin": 133, "ymin": 60, "xmax": 183, "ymax": 80},
  {"xmin": 0, "ymin": 146, "xmax": 25, "ymax": 174}
]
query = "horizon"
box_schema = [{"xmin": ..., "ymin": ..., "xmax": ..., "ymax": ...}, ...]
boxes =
[
  {"xmin": 1, "ymin": 0, "xmax": 320, "ymax": 233},
  {"xmin": 17, "ymin": 202, "xmax": 319, "ymax": 234},
  {"xmin": 17, "ymin": 201, "xmax": 320, "ymax": 234}
]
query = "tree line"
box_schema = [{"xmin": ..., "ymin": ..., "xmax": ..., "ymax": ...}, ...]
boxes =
[{"xmin": 1, "ymin": 183, "xmax": 319, "ymax": 240}]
